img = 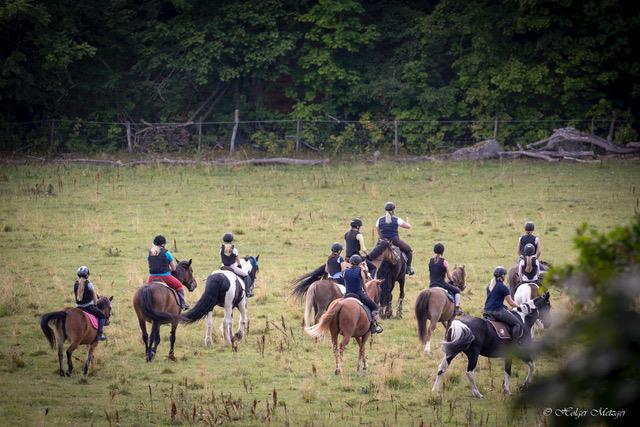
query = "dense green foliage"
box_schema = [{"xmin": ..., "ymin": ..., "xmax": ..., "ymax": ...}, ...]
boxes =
[{"xmin": 2, "ymin": 0, "xmax": 639, "ymax": 150}]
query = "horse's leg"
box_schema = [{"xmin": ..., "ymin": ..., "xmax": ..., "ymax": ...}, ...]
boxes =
[
  {"xmin": 331, "ymin": 329, "xmax": 340, "ymax": 375},
  {"xmin": 56, "ymin": 322, "xmax": 65, "ymax": 376},
  {"xmin": 83, "ymin": 342, "xmax": 98, "ymax": 376},
  {"xmin": 521, "ymin": 359, "xmax": 535, "ymax": 389},
  {"xmin": 432, "ymin": 354, "xmax": 456, "ymax": 393},
  {"xmin": 424, "ymin": 317, "xmax": 438, "ymax": 355},
  {"xmin": 337, "ymin": 334, "xmax": 350, "ymax": 374},
  {"xmin": 354, "ymin": 337, "xmax": 363, "ymax": 371},
  {"xmin": 360, "ymin": 334, "xmax": 369, "ymax": 370},
  {"xmin": 168, "ymin": 322, "xmax": 177, "ymax": 361},
  {"xmin": 204, "ymin": 311, "xmax": 214, "ymax": 346},
  {"xmin": 396, "ymin": 276, "xmax": 405, "ymax": 319},
  {"xmin": 65, "ymin": 341, "xmax": 79, "ymax": 376},
  {"xmin": 223, "ymin": 305, "xmax": 233, "ymax": 344},
  {"xmin": 138, "ymin": 318, "xmax": 149, "ymax": 358},
  {"xmin": 464, "ymin": 351, "xmax": 483, "ymax": 398},
  {"xmin": 503, "ymin": 358, "xmax": 512, "ymax": 395},
  {"xmin": 148, "ymin": 321, "xmax": 160, "ymax": 362},
  {"xmin": 235, "ymin": 299, "xmax": 248, "ymax": 342}
]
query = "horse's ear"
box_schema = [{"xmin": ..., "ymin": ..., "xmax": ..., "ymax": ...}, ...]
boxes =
[
  {"xmin": 188, "ymin": 259, "xmax": 192, "ymax": 266},
  {"xmin": 109, "ymin": 295, "xmax": 114, "ymax": 301},
  {"xmin": 544, "ymin": 291, "xmax": 550, "ymax": 300},
  {"xmin": 256, "ymin": 254, "xmax": 260, "ymax": 261},
  {"xmin": 461, "ymin": 265, "xmax": 465, "ymax": 270}
]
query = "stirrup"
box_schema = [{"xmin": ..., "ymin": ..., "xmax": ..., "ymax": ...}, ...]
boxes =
[
  {"xmin": 407, "ymin": 266, "xmax": 416, "ymax": 276},
  {"xmin": 454, "ymin": 307, "xmax": 464, "ymax": 316},
  {"xmin": 96, "ymin": 334, "xmax": 107, "ymax": 341},
  {"xmin": 371, "ymin": 324, "xmax": 383, "ymax": 334}
]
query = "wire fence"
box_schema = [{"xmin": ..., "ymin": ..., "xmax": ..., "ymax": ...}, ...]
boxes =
[{"xmin": 1, "ymin": 117, "xmax": 636, "ymax": 155}]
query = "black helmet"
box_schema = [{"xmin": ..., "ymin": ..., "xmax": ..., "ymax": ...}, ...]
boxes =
[
  {"xmin": 349, "ymin": 254, "xmax": 363, "ymax": 265},
  {"xmin": 524, "ymin": 221, "xmax": 535, "ymax": 232},
  {"xmin": 153, "ymin": 235, "xmax": 166, "ymax": 246},
  {"xmin": 77, "ymin": 266, "xmax": 90, "ymax": 278},
  {"xmin": 493, "ymin": 266, "xmax": 507, "ymax": 278},
  {"xmin": 350, "ymin": 218, "xmax": 363, "ymax": 228},
  {"xmin": 331, "ymin": 242, "xmax": 343, "ymax": 252},
  {"xmin": 434, "ymin": 243, "xmax": 445, "ymax": 254},
  {"xmin": 524, "ymin": 243, "xmax": 535, "ymax": 256},
  {"xmin": 222, "ymin": 232, "xmax": 234, "ymax": 243},
  {"xmin": 384, "ymin": 201, "xmax": 395, "ymax": 212}
]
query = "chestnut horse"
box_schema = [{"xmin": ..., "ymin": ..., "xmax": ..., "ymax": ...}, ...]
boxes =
[
  {"xmin": 133, "ymin": 259, "xmax": 197, "ymax": 362},
  {"xmin": 305, "ymin": 280, "xmax": 382, "ymax": 374},
  {"xmin": 40, "ymin": 296, "xmax": 113, "ymax": 376},
  {"xmin": 414, "ymin": 265, "xmax": 466, "ymax": 354}
]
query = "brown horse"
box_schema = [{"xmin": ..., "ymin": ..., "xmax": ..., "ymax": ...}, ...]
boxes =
[
  {"xmin": 414, "ymin": 265, "xmax": 466, "ymax": 355},
  {"xmin": 369, "ymin": 238, "xmax": 407, "ymax": 319},
  {"xmin": 132, "ymin": 259, "xmax": 197, "ymax": 362},
  {"xmin": 40, "ymin": 296, "xmax": 113, "ymax": 376},
  {"xmin": 305, "ymin": 280, "xmax": 382, "ymax": 374}
]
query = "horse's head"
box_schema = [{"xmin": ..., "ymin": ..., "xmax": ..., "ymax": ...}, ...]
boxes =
[
  {"xmin": 365, "ymin": 278, "xmax": 384, "ymax": 304},
  {"xmin": 97, "ymin": 296, "xmax": 114, "ymax": 325},
  {"xmin": 376, "ymin": 239, "xmax": 398, "ymax": 264},
  {"xmin": 451, "ymin": 265, "xmax": 466, "ymax": 291},
  {"xmin": 242, "ymin": 255, "xmax": 260, "ymax": 282},
  {"xmin": 533, "ymin": 291, "xmax": 552, "ymax": 328},
  {"xmin": 174, "ymin": 259, "xmax": 197, "ymax": 292}
]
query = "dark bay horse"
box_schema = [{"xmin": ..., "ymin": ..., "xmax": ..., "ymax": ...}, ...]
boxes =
[
  {"xmin": 133, "ymin": 259, "xmax": 197, "ymax": 362},
  {"xmin": 415, "ymin": 265, "xmax": 466, "ymax": 354},
  {"xmin": 305, "ymin": 280, "xmax": 382, "ymax": 374},
  {"xmin": 40, "ymin": 296, "xmax": 113, "ymax": 376},
  {"xmin": 432, "ymin": 293, "xmax": 552, "ymax": 398},
  {"xmin": 370, "ymin": 239, "xmax": 407, "ymax": 319}
]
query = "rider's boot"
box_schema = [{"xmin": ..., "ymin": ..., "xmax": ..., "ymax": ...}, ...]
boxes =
[
  {"xmin": 96, "ymin": 318, "xmax": 107, "ymax": 341},
  {"xmin": 370, "ymin": 310, "xmax": 383, "ymax": 334},
  {"xmin": 454, "ymin": 293, "xmax": 464, "ymax": 316},
  {"xmin": 406, "ymin": 251, "xmax": 415, "ymax": 276},
  {"xmin": 245, "ymin": 277, "xmax": 254, "ymax": 298},
  {"xmin": 177, "ymin": 290, "xmax": 189, "ymax": 310}
]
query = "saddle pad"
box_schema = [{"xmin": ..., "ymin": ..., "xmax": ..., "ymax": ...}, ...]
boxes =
[
  {"xmin": 149, "ymin": 281, "xmax": 180, "ymax": 306},
  {"xmin": 81, "ymin": 310, "xmax": 99, "ymax": 330},
  {"xmin": 336, "ymin": 284, "xmax": 346, "ymax": 295},
  {"xmin": 343, "ymin": 296, "xmax": 364, "ymax": 307},
  {"xmin": 212, "ymin": 269, "xmax": 244, "ymax": 290},
  {"xmin": 486, "ymin": 319, "xmax": 511, "ymax": 339},
  {"xmin": 430, "ymin": 286, "xmax": 455, "ymax": 302}
]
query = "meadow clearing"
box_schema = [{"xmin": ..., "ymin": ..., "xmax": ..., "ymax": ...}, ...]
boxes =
[{"xmin": 0, "ymin": 159, "xmax": 638, "ymax": 426}]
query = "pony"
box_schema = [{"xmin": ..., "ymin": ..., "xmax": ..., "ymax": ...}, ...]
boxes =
[
  {"xmin": 514, "ymin": 282, "xmax": 544, "ymax": 339},
  {"xmin": 369, "ymin": 239, "xmax": 407, "ymax": 319},
  {"xmin": 508, "ymin": 260, "xmax": 550, "ymax": 297},
  {"xmin": 40, "ymin": 296, "xmax": 113, "ymax": 376},
  {"xmin": 305, "ymin": 279, "xmax": 382, "ymax": 374},
  {"xmin": 203, "ymin": 255, "xmax": 259, "ymax": 346},
  {"xmin": 132, "ymin": 259, "xmax": 197, "ymax": 362},
  {"xmin": 431, "ymin": 293, "xmax": 552, "ymax": 398},
  {"xmin": 414, "ymin": 265, "xmax": 467, "ymax": 354}
]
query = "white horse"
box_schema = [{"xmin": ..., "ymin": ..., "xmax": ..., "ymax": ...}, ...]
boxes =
[{"xmin": 514, "ymin": 282, "xmax": 544, "ymax": 338}]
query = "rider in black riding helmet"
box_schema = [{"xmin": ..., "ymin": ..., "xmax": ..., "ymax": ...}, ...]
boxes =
[
  {"xmin": 428, "ymin": 243, "xmax": 463, "ymax": 315},
  {"xmin": 483, "ymin": 266, "xmax": 522, "ymax": 341},
  {"xmin": 369, "ymin": 202, "xmax": 415, "ymax": 275},
  {"xmin": 344, "ymin": 255, "xmax": 383, "ymax": 334},
  {"xmin": 517, "ymin": 221, "xmax": 541, "ymax": 260},
  {"xmin": 220, "ymin": 232, "xmax": 253, "ymax": 297},
  {"xmin": 344, "ymin": 218, "xmax": 376, "ymax": 278},
  {"xmin": 325, "ymin": 242, "xmax": 345, "ymax": 284},
  {"xmin": 73, "ymin": 266, "xmax": 107, "ymax": 341},
  {"xmin": 518, "ymin": 243, "xmax": 541, "ymax": 284}
]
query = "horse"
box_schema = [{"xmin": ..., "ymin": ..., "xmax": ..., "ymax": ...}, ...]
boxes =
[
  {"xmin": 508, "ymin": 259, "xmax": 550, "ymax": 296},
  {"xmin": 40, "ymin": 296, "xmax": 114, "ymax": 376},
  {"xmin": 305, "ymin": 279, "xmax": 382, "ymax": 374},
  {"xmin": 431, "ymin": 292, "xmax": 552, "ymax": 398},
  {"xmin": 132, "ymin": 259, "xmax": 197, "ymax": 362},
  {"xmin": 203, "ymin": 255, "xmax": 259, "ymax": 346},
  {"xmin": 414, "ymin": 265, "xmax": 467, "ymax": 354},
  {"xmin": 369, "ymin": 238, "xmax": 407, "ymax": 319},
  {"xmin": 514, "ymin": 282, "xmax": 544, "ymax": 339}
]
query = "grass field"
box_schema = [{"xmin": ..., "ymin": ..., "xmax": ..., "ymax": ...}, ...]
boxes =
[{"xmin": 0, "ymin": 159, "xmax": 638, "ymax": 426}]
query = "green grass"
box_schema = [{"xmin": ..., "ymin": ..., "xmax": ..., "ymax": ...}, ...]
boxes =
[{"xmin": 0, "ymin": 159, "xmax": 638, "ymax": 425}]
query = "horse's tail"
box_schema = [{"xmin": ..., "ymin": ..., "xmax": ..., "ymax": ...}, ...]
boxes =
[
  {"xmin": 180, "ymin": 274, "xmax": 222, "ymax": 324},
  {"xmin": 305, "ymin": 299, "xmax": 341, "ymax": 340},
  {"xmin": 442, "ymin": 320, "xmax": 475, "ymax": 356},
  {"xmin": 138, "ymin": 285, "xmax": 180, "ymax": 324},
  {"xmin": 415, "ymin": 290, "xmax": 431, "ymax": 344},
  {"xmin": 40, "ymin": 311, "xmax": 67, "ymax": 348},
  {"xmin": 290, "ymin": 265, "xmax": 325, "ymax": 301},
  {"xmin": 303, "ymin": 283, "xmax": 317, "ymax": 328}
]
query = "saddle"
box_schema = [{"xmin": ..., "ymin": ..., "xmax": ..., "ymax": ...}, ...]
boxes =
[
  {"xmin": 149, "ymin": 281, "xmax": 181, "ymax": 307},
  {"xmin": 430, "ymin": 286, "xmax": 455, "ymax": 303},
  {"xmin": 483, "ymin": 313, "xmax": 524, "ymax": 340},
  {"xmin": 80, "ymin": 310, "xmax": 99, "ymax": 330},
  {"xmin": 343, "ymin": 294, "xmax": 373, "ymax": 323}
]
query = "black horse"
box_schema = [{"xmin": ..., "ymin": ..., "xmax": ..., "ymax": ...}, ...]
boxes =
[
  {"xmin": 431, "ymin": 292, "xmax": 552, "ymax": 398},
  {"xmin": 368, "ymin": 238, "xmax": 407, "ymax": 319}
]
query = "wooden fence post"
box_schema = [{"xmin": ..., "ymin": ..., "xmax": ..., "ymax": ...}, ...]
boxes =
[
  {"xmin": 230, "ymin": 109, "xmax": 239, "ymax": 153},
  {"xmin": 394, "ymin": 120, "xmax": 399, "ymax": 156},
  {"xmin": 493, "ymin": 113, "xmax": 499, "ymax": 140},
  {"xmin": 296, "ymin": 119, "xmax": 301, "ymax": 152},
  {"xmin": 48, "ymin": 120, "xmax": 55, "ymax": 155},
  {"xmin": 126, "ymin": 122, "xmax": 132, "ymax": 153},
  {"xmin": 197, "ymin": 120, "xmax": 202, "ymax": 151}
]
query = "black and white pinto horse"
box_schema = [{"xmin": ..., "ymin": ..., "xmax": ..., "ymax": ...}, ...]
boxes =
[
  {"xmin": 432, "ymin": 292, "xmax": 551, "ymax": 398},
  {"xmin": 181, "ymin": 256, "xmax": 259, "ymax": 346}
]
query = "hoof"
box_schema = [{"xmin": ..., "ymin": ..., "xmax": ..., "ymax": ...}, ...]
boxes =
[
  {"xmin": 59, "ymin": 370, "xmax": 65, "ymax": 377},
  {"xmin": 363, "ymin": 363, "xmax": 369, "ymax": 370},
  {"xmin": 65, "ymin": 371, "xmax": 71, "ymax": 377},
  {"xmin": 335, "ymin": 369, "xmax": 341, "ymax": 375},
  {"xmin": 168, "ymin": 353, "xmax": 176, "ymax": 361},
  {"xmin": 503, "ymin": 389, "xmax": 511, "ymax": 395}
]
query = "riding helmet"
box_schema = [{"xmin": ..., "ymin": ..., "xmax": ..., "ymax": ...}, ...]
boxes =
[
  {"xmin": 384, "ymin": 201, "xmax": 395, "ymax": 211},
  {"xmin": 153, "ymin": 235, "xmax": 166, "ymax": 246},
  {"xmin": 524, "ymin": 243, "xmax": 535, "ymax": 256},
  {"xmin": 434, "ymin": 243, "xmax": 445, "ymax": 254},
  {"xmin": 493, "ymin": 266, "xmax": 507, "ymax": 278},
  {"xmin": 350, "ymin": 218, "xmax": 363, "ymax": 228},
  {"xmin": 524, "ymin": 221, "xmax": 535, "ymax": 232},
  {"xmin": 77, "ymin": 266, "xmax": 90, "ymax": 278},
  {"xmin": 331, "ymin": 242, "xmax": 343, "ymax": 252},
  {"xmin": 222, "ymin": 232, "xmax": 234, "ymax": 243},
  {"xmin": 349, "ymin": 254, "xmax": 363, "ymax": 265}
]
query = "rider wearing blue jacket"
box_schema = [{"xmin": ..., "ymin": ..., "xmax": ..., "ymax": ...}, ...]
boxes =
[
  {"xmin": 483, "ymin": 266, "xmax": 522, "ymax": 340},
  {"xmin": 344, "ymin": 255, "xmax": 383, "ymax": 334}
]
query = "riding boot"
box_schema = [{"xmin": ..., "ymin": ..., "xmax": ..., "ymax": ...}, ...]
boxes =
[
  {"xmin": 512, "ymin": 324, "xmax": 523, "ymax": 343},
  {"xmin": 177, "ymin": 290, "xmax": 189, "ymax": 310},
  {"xmin": 406, "ymin": 251, "xmax": 415, "ymax": 276},
  {"xmin": 454, "ymin": 294, "xmax": 464, "ymax": 316},
  {"xmin": 244, "ymin": 277, "xmax": 254, "ymax": 298},
  {"xmin": 96, "ymin": 318, "xmax": 107, "ymax": 341},
  {"xmin": 370, "ymin": 311, "xmax": 383, "ymax": 334}
]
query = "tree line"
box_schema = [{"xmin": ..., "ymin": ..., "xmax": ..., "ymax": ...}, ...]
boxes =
[{"xmin": 2, "ymin": 0, "xmax": 639, "ymax": 152}]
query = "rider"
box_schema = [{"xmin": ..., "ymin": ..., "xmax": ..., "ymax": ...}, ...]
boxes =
[
  {"xmin": 325, "ymin": 242, "xmax": 345, "ymax": 284},
  {"xmin": 372, "ymin": 202, "xmax": 415, "ymax": 275},
  {"xmin": 148, "ymin": 235, "xmax": 189, "ymax": 310},
  {"xmin": 344, "ymin": 254, "xmax": 383, "ymax": 334},
  {"xmin": 517, "ymin": 221, "xmax": 541, "ymax": 260},
  {"xmin": 428, "ymin": 243, "xmax": 463, "ymax": 315},
  {"xmin": 74, "ymin": 266, "xmax": 107, "ymax": 341},
  {"xmin": 344, "ymin": 218, "xmax": 376, "ymax": 278},
  {"xmin": 220, "ymin": 232, "xmax": 254, "ymax": 297},
  {"xmin": 483, "ymin": 266, "xmax": 522, "ymax": 342},
  {"xmin": 518, "ymin": 243, "xmax": 541, "ymax": 284}
]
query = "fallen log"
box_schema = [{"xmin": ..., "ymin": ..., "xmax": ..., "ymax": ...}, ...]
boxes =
[{"xmin": 526, "ymin": 127, "xmax": 640, "ymax": 154}]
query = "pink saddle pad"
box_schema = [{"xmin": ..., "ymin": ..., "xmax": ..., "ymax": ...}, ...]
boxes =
[{"xmin": 81, "ymin": 310, "xmax": 99, "ymax": 330}]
